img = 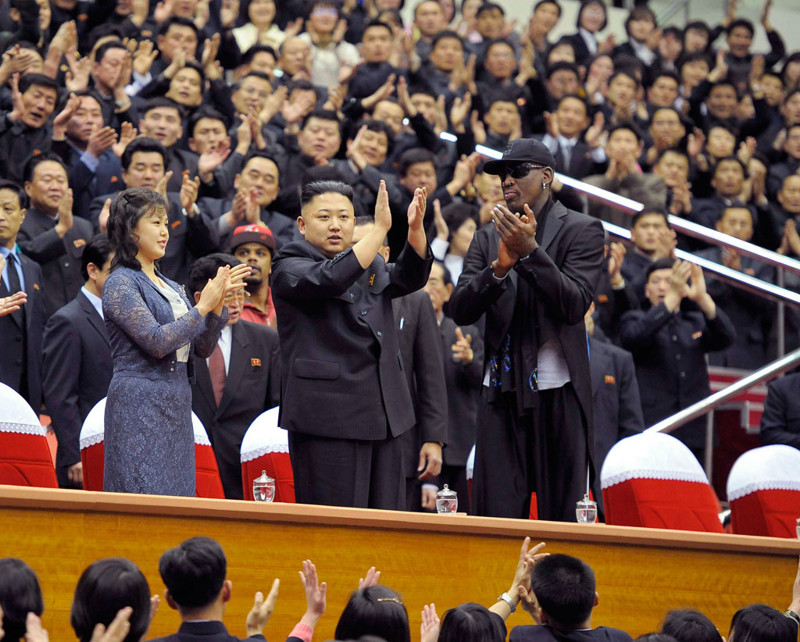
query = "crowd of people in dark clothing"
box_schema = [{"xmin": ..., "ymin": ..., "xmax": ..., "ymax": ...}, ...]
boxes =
[
  {"xmin": 2, "ymin": 0, "xmax": 800, "ymax": 508},
  {"xmin": 0, "ymin": 537, "xmax": 799, "ymax": 642}
]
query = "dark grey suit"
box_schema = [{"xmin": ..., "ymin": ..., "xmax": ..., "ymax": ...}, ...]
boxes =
[
  {"xmin": 760, "ymin": 372, "xmax": 800, "ymax": 449},
  {"xmin": 42, "ymin": 290, "xmax": 112, "ymax": 487}
]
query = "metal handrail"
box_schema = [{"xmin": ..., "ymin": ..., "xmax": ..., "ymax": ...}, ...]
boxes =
[
  {"xmin": 645, "ymin": 348, "xmax": 800, "ymax": 434},
  {"xmin": 603, "ymin": 222, "xmax": 800, "ymax": 307}
]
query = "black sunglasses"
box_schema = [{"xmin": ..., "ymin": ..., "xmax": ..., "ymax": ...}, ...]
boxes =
[{"xmin": 498, "ymin": 163, "xmax": 547, "ymax": 180}]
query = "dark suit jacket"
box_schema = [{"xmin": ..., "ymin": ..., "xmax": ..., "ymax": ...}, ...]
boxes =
[
  {"xmin": 197, "ymin": 197, "xmax": 299, "ymax": 250},
  {"xmin": 271, "ymin": 240, "xmax": 432, "ymax": 440},
  {"xmin": 149, "ymin": 620, "xmax": 265, "ymax": 642},
  {"xmin": 393, "ymin": 290, "xmax": 447, "ymax": 479},
  {"xmin": 17, "ymin": 207, "xmax": 94, "ymax": 318},
  {"xmin": 760, "ymin": 372, "xmax": 800, "ymax": 449},
  {"xmin": 42, "ymin": 290, "xmax": 112, "ymax": 486},
  {"xmin": 191, "ymin": 319, "xmax": 281, "ymax": 499},
  {"xmin": 449, "ymin": 198, "xmax": 605, "ymax": 442},
  {"xmin": 51, "ymin": 141, "xmax": 123, "ymax": 221},
  {"xmin": 0, "ymin": 251, "xmax": 45, "ymax": 414},
  {"xmin": 511, "ymin": 624, "xmax": 633, "ymax": 642}
]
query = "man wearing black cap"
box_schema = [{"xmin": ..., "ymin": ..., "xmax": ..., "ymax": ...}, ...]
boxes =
[{"xmin": 449, "ymin": 138, "xmax": 605, "ymax": 521}]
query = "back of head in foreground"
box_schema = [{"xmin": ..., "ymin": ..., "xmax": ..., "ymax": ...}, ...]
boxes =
[
  {"xmin": 158, "ymin": 536, "xmax": 227, "ymax": 616},
  {"xmin": 661, "ymin": 609, "xmax": 722, "ymax": 642},
  {"xmin": 0, "ymin": 558, "xmax": 44, "ymax": 641},
  {"xmin": 438, "ymin": 602, "xmax": 506, "ymax": 642},
  {"xmin": 71, "ymin": 558, "xmax": 151, "ymax": 642},
  {"xmin": 729, "ymin": 604, "xmax": 797, "ymax": 642},
  {"xmin": 530, "ymin": 554, "xmax": 597, "ymax": 630},
  {"xmin": 335, "ymin": 585, "xmax": 410, "ymax": 642}
]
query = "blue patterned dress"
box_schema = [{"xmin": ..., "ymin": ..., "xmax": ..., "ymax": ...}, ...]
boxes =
[{"xmin": 102, "ymin": 267, "xmax": 228, "ymax": 496}]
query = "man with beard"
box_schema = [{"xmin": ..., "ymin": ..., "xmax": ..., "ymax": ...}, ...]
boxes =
[{"xmin": 229, "ymin": 223, "xmax": 277, "ymax": 329}]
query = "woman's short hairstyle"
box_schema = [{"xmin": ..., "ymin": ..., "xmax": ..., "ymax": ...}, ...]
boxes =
[
  {"xmin": 661, "ymin": 609, "xmax": 723, "ymax": 642},
  {"xmin": 334, "ymin": 586, "xmax": 410, "ymax": 642},
  {"xmin": 729, "ymin": 604, "xmax": 797, "ymax": 642},
  {"xmin": 70, "ymin": 558, "xmax": 151, "ymax": 642},
  {"xmin": 438, "ymin": 603, "xmax": 506, "ymax": 642},
  {"xmin": 0, "ymin": 558, "xmax": 44, "ymax": 641},
  {"xmin": 441, "ymin": 202, "xmax": 479, "ymax": 241},
  {"xmin": 107, "ymin": 188, "xmax": 169, "ymax": 271},
  {"xmin": 576, "ymin": 0, "xmax": 607, "ymax": 31}
]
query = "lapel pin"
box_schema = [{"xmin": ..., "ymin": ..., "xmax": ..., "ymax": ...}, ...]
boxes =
[{"xmin": 251, "ymin": 358, "xmax": 262, "ymax": 367}]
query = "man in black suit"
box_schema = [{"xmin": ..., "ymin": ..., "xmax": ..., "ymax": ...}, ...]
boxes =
[
  {"xmin": 539, "ymin": 95, "xmax": 605, "ymax": 181},
  {"xmin": 272, "ymin": 179, "xmax": 431, "ymax": 510},
  {"xmin": 189, "ymin": 252, "xmax": 281, "ymax": 500},
  {"xmin": 760, "ymin": 372, "xmax": 800, "ymax": 449},
  {"xmin": 450, "ymin": 138, "xmax": 605, "ymax": 521},
  {"xmin": 0, "ymin": 180, "xmax": 46, "ymax": 415},
  {"xmin": 42, "ymin": 234, "xmax": 114, "ymax": 488},
  {"xmin": 18, "ymin": 154, "xmax": 94, "ymax": 319}
]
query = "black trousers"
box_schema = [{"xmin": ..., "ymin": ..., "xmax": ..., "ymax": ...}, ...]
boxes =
[
  {"xmin": 472, "ymin": 383, "xmax": 589, "ymax": 522},
  {"xmin": 289, "ymin": 431, "xmax": 405, "ymax": 510}
]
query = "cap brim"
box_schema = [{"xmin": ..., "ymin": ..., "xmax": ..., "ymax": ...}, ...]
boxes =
[{"xmin": 483, "ymin": 159, "xmax": 509, "ymax": 175}]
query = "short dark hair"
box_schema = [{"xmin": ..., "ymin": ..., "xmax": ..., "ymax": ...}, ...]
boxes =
[
  {"xmin": 534, "ymin": 0, "xmax": 561, "ymax": 17},
  {"xmin": 624, "ymin": 7, "xmax": 656, "ymax": 36},
  {"xmin": 431, "ymin": 30, "xmax": 463, "ymax": 51},
  {"xmin": 94, "ymin": 40, "xmax": 128, "ymax": 64},
  {"xmin": 636, "ymin": 635, "xmax": 679, "ymax": 642},
  {"xmin": 107, "ymin": 188, "xmax": 169, "ymax": 271},
  {"xmin": 557, "ymin": 93, "xmax": 588, "ymax": 113},
  {"xmin": 408, "ymin": 84, "xmax": 436, "ymax": 99},
  {"xmin": 300, "ymin": 180, "xmax": 353, "ymax": 206},
  {"xmin": 608, "ymin": 121, "xmax": 643, "ymax": 143},
  {"xmin": 357, "ymin": 118, "xmax": 395, "ymax": 155},
  {"xmin": 142, "ymin": 96, "xmax": 184, "ymax": 120},
  {"xmin": 661, "ymin": 609, "xmax": 723, "ymax": 642},
  {"xmin": 438, "ymin": 603, "xmax": 506, "ymax": 642},
  {"xmin": 609, "ymin": 68, "xmax": 640, "ymax": 89},
  {"xmin": 175, "ymin": 59, "xmax": 205, "ymax": 87},
  {"xmin": 159, "ymin": 537, "xmax": 227, "ymax": 610},
  {"xmin": 334, "ymin": 585, "xmax": 410, "ymax": 642},
  {"xmin": 678, "ymin": 51, "xmax": 712, "ymax": 73},
  {"xmin": 241, "ymin": 149, "xmax": 281, "ymax": 177},
  {"xmin": 189, "ymin": 254, "xmax": 242, "ymax": 296},
  {"xmin": 546, "ymin": 61, "xmax": 579, "ymax": 80},
  {"xmin": 70, "ymin": 558, "xmax": 150, "ymax": 642},
  {"xmin": 484, "ymin": 37, "xmax": 515, "ymax": 55},
  {"xmin": 81, "ymin": 233, "xmax": 113, "ymax": 281},
  {"xmin": 189, "ymin": 107, "xmax": 231, "ymax": 137},
  {"xmin": 727, "ymin": 18, "xmax": 754, "ymax": 37},
  {"xmin": 158, "ymin": 15, "xmax": 200, "ymax": 39},
  {"xmin": 306, "ymin": 0, "xmax": 343, "ymax": 19},
  {"xmin": 398, "ymin": 148, "xmax": 437, "ymax": 177},
  {"xmin": 656, "ymin": 147, "xmax": 689, "ymax": 165},
  {"xmin": 729, "ymin": 604, "xmax": 797, "ymax": 642},
  {"xmin": 684, "ymin": 20, "xmax": 710, "ymax": 38},
  {"xmin": 240, "ymin": 44, "xmax": 277, "ymax": 67},
  {"xmin": 711, "ymin": 155, "xmax": 747, "ymax": 178},
  {"xmin": 646, "ymin": 256, "xmax": 676, "ymax": 278},
  {"xmin": 476, "ymin": 2, "xmax": 504, "ymax": 18},
  {"xmin": 121, "ymin": 137, "xmax": 168, "ymax": 172},
  {"xmin": 530, "ymin": 554, "xmax": 596, "ymax": 629},
  {"xmin": 0, "ymin": 179, "xmax": 24, "ymax": 207},
  {"xmin": 576, "ymin": 0, "xmax": 607, "ymax": 31},
  {"xmin": 632, "ymin": 207, "xmax": 669, "ymax": 227},
  {"xmin": 302, "ymin": 108, "xmax": 341, "ymax": 130},
  {"xmin": 301, "ymin": 164, "xmax": 347, "ymax": 185},
  {"xmin": 651, "ymin": 70, "xmax": 680, "ymax": 88},
  {"xmin": 432, "ymin": 259, "xmax": 452, "ymax": 286},
  {"xmin": 18, "ymin": 72, "xmax": 59, "ymax": 96},
  {"xmin": 0, "ymin": 558, "xmax": 44, "ymax": 642},
  {"xmin": 363, "ymin": 19, "xmax": 393, "ymax": 39},
  {"xmin": 237, "ymin": 70, "xmax": 274, "ymax": 89},
  {"xmin": 442, "ymin": 202, "xmax": 478, "ymax": 241},
  {"xmin": 23, "ymin": 152, "xmax": 68, "ymax": 184}
]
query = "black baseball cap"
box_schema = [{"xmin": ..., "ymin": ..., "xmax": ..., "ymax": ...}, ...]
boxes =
[{"xmin": 483, "ymin": 138, "xmax": 556, "ymax": 175}]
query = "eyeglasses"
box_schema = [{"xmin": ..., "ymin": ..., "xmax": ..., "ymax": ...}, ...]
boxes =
[
  {"xmin": 497, "ymin": 163, "xmax": 547, "ymax": 181},
  {"xmin": 223, "ymin": 291, "xmax": 251, "ymax": 304}
]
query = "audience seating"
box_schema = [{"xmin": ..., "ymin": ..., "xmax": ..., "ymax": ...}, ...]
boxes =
[
  {"xmin": 240, "ymin": 406, "xmax": 295, "ymax": 502},
  {"xmin": 80, "ymin": 397, "xmax": 225, "ymax": 497},
  {"xmin": 601, "ymin": 432, "xmax": 724, "ymax": 532},
  {"xmin": 727, "ymin": 444, "xmax": 800, "ymax": 538},
  {"xmin": 0, "ymin": 383, "xmax": 58, "ymax": 488}
]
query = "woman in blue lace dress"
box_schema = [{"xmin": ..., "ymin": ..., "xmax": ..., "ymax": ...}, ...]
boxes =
[{"xmin": 103, "ymin": 188, "xmax": 249, "ymax": 496}]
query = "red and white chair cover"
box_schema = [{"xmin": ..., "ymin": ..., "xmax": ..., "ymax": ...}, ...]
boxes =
[
  {"xmin": 80, "ymin": 398, "xmax": 225, "ymax": 497},
  {"xmin": 601, "ymin": 432, "xmax": 724, "ymax": 532},
  {"xmin": 240, "ymin": 406, "xmax": 295, "ymax": 502},
  {"xmin": 0, "ymin": 383, "xmax": 58, "ymax": 488},
  {"xmin": 727, "ymin": 445, "xmax": 800, "ymax": 538}
]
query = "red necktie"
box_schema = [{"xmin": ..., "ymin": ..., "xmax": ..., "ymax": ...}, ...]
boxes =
[{"xmin": 209, "ymin": 344, "xmax": 226, "ymax": 407}]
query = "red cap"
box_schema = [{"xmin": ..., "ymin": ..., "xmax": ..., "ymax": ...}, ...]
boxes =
[{"xmin": 229, "ymin": 223, "xmax": 276, "ymax": 254}]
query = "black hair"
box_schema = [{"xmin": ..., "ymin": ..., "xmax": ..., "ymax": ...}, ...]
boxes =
[
  {"xmin": 121, "ymin": 137, "xmax": 168, "ymax": 172},
  {"xmin": 334, "ymin": 585, "xmax": 410, "ymax": 642},
  {"xmin": 287, "ymin": 78, "xmax": 318, "ymax": 98},
  {"xmin": 158, "ymin": 537, "xmax": 228, "ymax": 610},
  {"xmin": 607, "ymin": 121, "xmax": 643, "ymax": 143},
  {"xmin": 408, "ymin": 84, "xmax": 436, "ymax": 99},
  {"xmin": 678, "ymin": 51, "xmax": 712, "ymax": 73},
  {"xmin": 727, "ymin": 18, "xmax": 754, "ymax": 38},
  {"xmin": 300, "ymin": 164, "xmax": 347, "ymax": 185},
  {"xmin": 431, "ymin": 259, "xmax": 452, "ymax": 286},
  {"xmin": 241, "ymin": 150, "xmax": 281, "ymax": 184},
  {"xmin": 636, "ymin": 636, "xmax": 679, "ymax": 642},
  {"xmin": 241, "ymin": 44, "xmax": 277, "ymax": 67},
  {"xmin": 646, "ymin": 256, "xmax": 676, "ymax": 278},
  {"xmin": 661, "ymin": 609, "xmax": 723, "ymax": 642},
  {"xmin": 632, "ymin": 207, "xmax": 670, "ymax": 228},
  {"xmin": 17, "ymin": 72, "xmax": 59, "ymax": 96},
  {"xmin": 362, "ymin": 19, "xmax": 394, "ymax": 39},
  {"xmin": 781, "ymin": 53, "xmax": 800, "ymax": 84},
  {"xmin": 398, "ymin": 148, "xmax": 437, "ymax": 177},
  {"xmin": 239, "ymin": 70, "xmax": 273, "ymax": 88},
  {"xmin": 651, "ymin": 69, "xmax": 681, "ymax": 88},
  {"xmin": 302, "ymin": 108, "xmax": 341, "ymax": 130},
  {"xmin": 413, "ymin": 0, "xmax": 442, "ymax": 18},
  {"xmin": 662, "ymin": 26, "xmax": 682, "ymax": 40},
  {"xmin": 534, "ymin": 0, "xmax": 562, "ymax": 17},
  {"xmin": 0, "ymin": 558, "xmax": 44, "ymax": 641},
  {"xmin": 431, "ymin": 30, "xmax": 463, "ymax": 51},
  {"xmin": 709, "ymin": 78, "xmax": 739, "ymax": 99},
  {"xmin": 655, "ymin": 147, "xmax": 689, "ymax": 164},
  {"xmin": 575, "ymin": 0, "xmax": 607, "ymax": 31},
  {"xmin": 356, "ymin": 119, "xmax": 395, "ymax": 155},
  {"xmin": 158, "ymin": 15, "xmax": 200, "ymax": 39},
  {"xmin": 530, "ymin": 554, "xmax": 596, "ymax": 629},
  {"xmin": 70, "ymin": 558, "xmax": 151, "ymax": 642},
  {"xmin": 476, "ymin": 2, "xmax": 504, "ymax": 18},
  {"xmin": 438, "ymin": 603, "xmax": 506, "ymax": 642},
  {"xmin": 557, "ymin": 93, "xmax": 589, "ymax": 113},
  {"xmin": 142, "ymin": 96, "xmax": 185, "ymax": 120},
  {"xmin": 484, "ymin": 37, "xmax": 515, "ymax": 55},
  {"xmin": 189, "ymin": 107, "xmax": 231, "ymax": 137},
  {"xmin": 300, "ymin": 180, "xmax": 353, "ymax": 206},
  {"xmin": 721, "ymin": 201, "xmax": 753, "ymax": 222},
  {"xmin": 80, "ymin": 233, "xmax": 113, "ymax": 281},
  {"xmin": 0, "ymin": 179, "xmax": 24, "ymax": 207},
  {"xmin": 624, "ymin": 6, "xmax": 656, "ymax": 36},
  {"xmin": 107, "ymin": 188, "xmax": 169, "ymax": 271},
  {"xmin": 729, "ymin": 604, "xmax": 797, "ymax": 642},
  {"xmin": 173, "ymin": 59, "xmax": 205, "ymax": 87},
  {"xmin": 609, "ymin": 68, "xmax": 640, "ymax": 89},
  {"xmin": 546, "ymin": 61, "xmax": 580, "ymax": 80},
  {"xmin": 711, "ymin": 155, "xmax": 747, "ymax": 178},
  {"xmin": 23, "ymin": 152, "xmax": 67, "ymax": 184},
  {"xmin": 683, "ymin": 20, "xmax": 710, "ymax": 39},
  {"xmin": 305, "ymin": 0, "xmax": 343, "ymax": 20},
  {"xmin": 442, "ymin": 201, "xmax": 479, "ymax": 241},
  {"xmin": 94, "ymin": 40, "xmax": 128, "ymax": 64}
]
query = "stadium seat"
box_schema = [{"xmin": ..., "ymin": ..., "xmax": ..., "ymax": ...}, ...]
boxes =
[
  {"xmin": 192, "ymin": 416, "xmax": 225, "ymax": 499},
  {"xmin": 240, "ymin": 406, "xmax": 295, "ymax": 502}
]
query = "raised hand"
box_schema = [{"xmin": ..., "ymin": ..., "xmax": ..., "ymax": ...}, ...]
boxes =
[
  {"xmin": 52, "ymin": 92, "xmax": 82, "ymax": 137},
  {"xmin": 24, "ymin": 613, "xmax": 48, "ymax": 642},
  {"xmin": 155, "ymin": 170, "xmax": 174, "ymax": 200},
  {"xmin": 133, "ymin": 40, "xmax": 158, "ymax": 77},
  {"xmin": 469, "ymin": 110, "xmax": 486, "ymax": 144},
  {"xmin": 585, "ymin": 111, "xmax": 605, "ymax": 149},
  {"xmin": 179, "ymin": 172, "xmax": 201, "ymax": 211},
  {"xmin": 164, "ymin": 48, "xmax": 186, "ymax": 80},
  {"xmin": 153, "ymin": 0, "xmax": 175, "ymax": 24},
  {"xmin": 449, "ymin": 93, "xmax": 472, "ymax": 131},
  {"xmin": 89, "ymin": 607, "xmax": 132, "ymax": 642},
  {"xmin": 98, "ymin": 198, "xmax": 112, "ymax": 233},
  {"xmin": 347, "ymin": 124, "xmax": 369, "ymax": 171},
  {"xmin": 87, "ymin": 126, "xmax": 118, "ymax": 159},
  {"xmin": 299, "ymin": 560, "xmax": 327, "ymax": 622},
  {"xmin": 65, "ymin": 50, "xmax": 92, "ymax": 92},
  {"xmin": 8, "ymin": 73, "xmax": 24, "ymax": 123},
  {"xmin": 451, "ymin": 326, "xmax": 473, "ymax": 364},
  {"xmin": 420, "ymin": 604, "xmax": 440, "ymax": 642},
  {"xmin": 374, "ymin": 179, "xmax": 392, "ymax": 232},
  {"xmin": 493, "ymin": 202, "xmax": 537, "ymax": 257},
  {"xmin": 361, "ymin": 73, "xmax": 396, "ymax": 111},
  {"xmin": 112, "ymin": 122, "xmax": 138, "ymax": 158},
  {"xmin": 220, "ymin": 0, "xmax": 240, "ymax": 28},
  {"xmin": 407, "ymin": 185, "xmax": 427, "ymax": 232},
  {"xmin": 761, "ymin": 0, "xmax": 773, "ymax": 30},
  {"xmin": 55, "ymin": 189, "xmax": 74, "ymax": 238},
  {"xmin": 245, "ymin": 579, "xmax": 280, "ymax": 637},
  {"xmin": 198, "ymin": 139, "xmax": 231, "ymax": 177},
  {"xmin": 607, "ymin": 241, "xmax": 625, "ymax": 283},
  {"xmin": 358, "ymin": 567, "xmax": 381, "ymax": 590},
  {"xmin": 433, "ymin": 198, "xmax": 448, "ymax": 241},
  {"xmin": 543, "ymin": 111, "xmax": 560, "ymax": 139}
]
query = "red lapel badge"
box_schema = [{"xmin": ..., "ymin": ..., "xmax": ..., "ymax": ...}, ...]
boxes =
[
  {"xmin": 604, "ymin": 375, "xmax": 615, "ymax": 384},
  {"xmin": 73, "ymin": 239, "xmax": 86, "ymax": 248},
  {"xmin": 369, "ymin": 273, "xmax": 376, "ymax": 286},
  {"xmin": 692, "ymin": 331, "xmax": 703, "ymax": 340},
  {"xmin": 33, "ymin": 283, "xmax": 40, "ymax": 291},
  {"xmin": 251, "ymin": 358, "xmax": 262, "ymax": 367},
  {"xmin": 171, "ymin": 220, "xmax": 181, "ymax": 229}
]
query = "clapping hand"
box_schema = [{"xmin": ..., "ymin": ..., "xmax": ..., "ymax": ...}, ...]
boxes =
[
  {"xmin": 0, "ymin": 256, "xmax": 26, "ymax": 317},
  {"xmin": 299, "ymin": 560, "xmax": 327, "ymax": 626},
  {"xmin": 245, "ymin": 579, "xmax": 280, "ymax": 637}
]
